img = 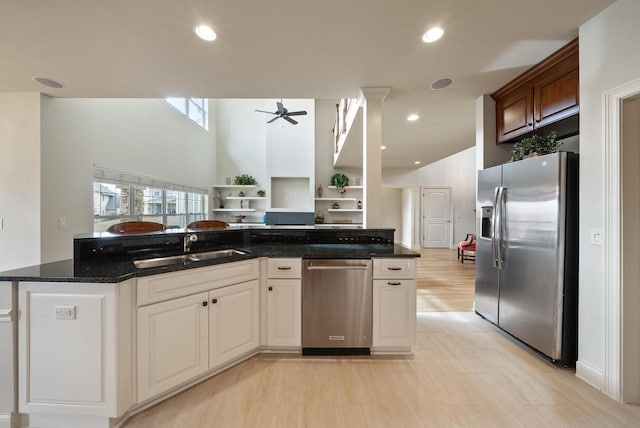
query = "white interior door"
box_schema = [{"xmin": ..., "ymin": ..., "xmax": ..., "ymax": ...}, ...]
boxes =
[{"xmin": 421, "ymin": 187, "xmax": 452, "ymax": 248}]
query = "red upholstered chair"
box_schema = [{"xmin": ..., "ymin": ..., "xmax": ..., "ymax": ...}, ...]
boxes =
[{"xmin": 457, "ymin": 233, "xmax": 476, "ymax": 264}]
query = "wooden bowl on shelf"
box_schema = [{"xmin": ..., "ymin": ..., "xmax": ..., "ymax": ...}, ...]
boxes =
[{"xmin": 232, "ymin": 214, "xmax": 246, "ymax": 223}]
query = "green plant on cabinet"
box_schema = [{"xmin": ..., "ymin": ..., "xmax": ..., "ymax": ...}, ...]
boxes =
[
  {"xmin": 509, "ymin": 132, "xmax": 558, "ymax": 162},
  {"xmin": 233, "ymin": 174, "xmax": 258, "ymax": 185}
]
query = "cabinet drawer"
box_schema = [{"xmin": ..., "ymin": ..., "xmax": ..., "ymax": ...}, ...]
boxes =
[
  {"xmin": 137, "ymin": 259, "xmax": 259, "ymax": 306},
  {"xmin": 372, "ymin": 258, "xmax": 416, "ymax": 279},
  {"xmin": 267, "ymin": 258, "xmax": 302, "ymax": 279}
]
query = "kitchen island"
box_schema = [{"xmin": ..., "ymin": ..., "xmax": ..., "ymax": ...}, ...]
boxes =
[{"xmin": 0, "ymin": 227, "xmax": 419, "ymax": 428}]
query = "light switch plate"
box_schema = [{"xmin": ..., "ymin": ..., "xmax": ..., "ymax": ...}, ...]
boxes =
[
  {"xmin": 58, "ymin": 217, "xmax": 66, "ymax": 228},
  {"xmin": 590, "ymin": 228, "xmax": 603, "ymax": 246}
]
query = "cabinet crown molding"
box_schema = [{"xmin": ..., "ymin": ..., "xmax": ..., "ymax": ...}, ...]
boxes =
[{"xmin": 491, "ymin": 38, "xmax": 579, "ymax": 100}]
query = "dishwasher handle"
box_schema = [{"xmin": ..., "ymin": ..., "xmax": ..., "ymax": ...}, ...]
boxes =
[{"xmin": 306, "ymin": 264, "xmax": 370, "ymax": 271}]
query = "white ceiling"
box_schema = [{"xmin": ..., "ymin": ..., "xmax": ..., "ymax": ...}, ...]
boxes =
[{"xmin": 0, "ymin": 0, "xmax": 614, "ymax": 168}]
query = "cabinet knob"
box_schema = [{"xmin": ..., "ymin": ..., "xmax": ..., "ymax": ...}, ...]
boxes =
[
  {"xmin": 212, "ymin": 298, "xmax": 218, "ymax": 304},
  {"xmin": 202, "ymin": 301, "xmax": 208, "ymax": 307},
  {"xmin": 268, "ymin": 286, "xmax": 273, "ymax": 291}
]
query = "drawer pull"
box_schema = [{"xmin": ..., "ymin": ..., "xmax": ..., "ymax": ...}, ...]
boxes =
[
  {"xmin": 387, "ymin": 282, "xmax": 402, "ymax": 286},
  {"xmin": 277, "ymin": 266, "xmax": 292, "ymax": 270},
  {"xmin": 202, "ymin": 301, "xmax": 208, "ymax": 307},
  {"xmin": 387, "ymin": 267, "xmax": 402, "ymax": 271},
  {"xmin": 268, "ymin": 286, "xmax": 273, "ymax": 291},
  {"xmin": 211, "ymin": 298, "xmax": 218, "ymax": 304}
]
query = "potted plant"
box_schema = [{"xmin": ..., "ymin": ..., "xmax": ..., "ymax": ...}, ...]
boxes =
[
  {"xmin": 330, "ymin": 173, "xmax": 349, "ymax": 193},
  {"xmin": 257, "ymin": 189, "xmax": 266, "ymax": 197},
  {"xmin": 233, "ymin": 174, "xmax": 258, "ymax": 186},
  {"xmin": 509, "ymin": 132, "xmax": 558, "ymax": 162}
]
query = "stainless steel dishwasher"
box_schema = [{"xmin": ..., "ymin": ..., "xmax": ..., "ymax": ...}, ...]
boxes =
[{"xmin": 302, "ymin": 259, "xmax": 372, "ymax": 355}]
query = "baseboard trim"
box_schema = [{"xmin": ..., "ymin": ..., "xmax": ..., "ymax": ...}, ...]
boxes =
[
  {"xmin": 0, "ymin": 412, "xmax": 16, "ymax": 428},
  {"xmin": 576, "ymin": 360, "xmax": 604, "ymax": 391}
]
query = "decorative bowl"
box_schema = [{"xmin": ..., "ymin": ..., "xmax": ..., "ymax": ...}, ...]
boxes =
[{"xmin": 232, "ymin": 214, "xmax": 246, "ymax": 223}]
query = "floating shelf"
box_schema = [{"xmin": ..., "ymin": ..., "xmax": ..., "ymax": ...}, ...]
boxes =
[
  {"xmin": 315, "ymin": 197, "xmax": 356, "ymax": 202},
  {"xmin": 327, "ymin": 186, "xmax": 363, "ymax": 190},
  {"xmin": 212, "ymin": 185, "xmax": 257, "ymax": 189},
  {"xmin": 328, "ymin": 209, "xmax": 363, "ymax": 212},
  {"xmin": 226, "ymin": 196, "xmax": 267, "ymax": 200},
  {"xmin": 212, "ymin": 208, "xmax": 256, "ymax": 212}
]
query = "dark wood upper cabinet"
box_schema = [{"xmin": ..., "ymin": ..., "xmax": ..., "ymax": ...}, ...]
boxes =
[{"xmin": 492, "ymin": 39, "xmax": 579, "ymax": 144}]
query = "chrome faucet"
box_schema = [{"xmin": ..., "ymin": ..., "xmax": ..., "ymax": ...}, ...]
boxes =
[{"xmin": 184, "ymin": 233, "xmax": 198, "ymax": 253}]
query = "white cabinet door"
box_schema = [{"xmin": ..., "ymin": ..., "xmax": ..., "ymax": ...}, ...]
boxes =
[
  {"xmin": 209, "ymin": 280, "xmax": 259, "ymax": 369},
  {"xmin": 266, "ymin": 279, "xmax": 301, "ymax": 347},
  {"xmin": 372, "ymin": 279, "xmax": 416, "ymax": 348},
  {"xmin": 138, "ymin": 292, "xmax": 209, "ymax": 403}
]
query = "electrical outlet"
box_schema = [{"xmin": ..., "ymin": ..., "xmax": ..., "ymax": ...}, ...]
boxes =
[
  {"xmin": 55, "ymin": 306, "xmax": 76, "ymax": 320},
  {"xmin": 58, "ymin": 217, "xmax": 66, "ymax": 228},
  {"xmin": 0, "ymin": 218, "xmax": 3, "ymax": 230}
]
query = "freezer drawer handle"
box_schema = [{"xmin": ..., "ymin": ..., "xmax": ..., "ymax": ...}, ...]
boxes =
[
  {"xmin": 307, "ymin": 265, "xmax": 369, "ymax": 270},
  {"xmin": 277, "ymin": 266, "xmax": 292, "ymax": 270},
  {"xmin": 387, "ymin": 281, "xmax": 402, "ymax": 286},
  {"xmin": 386, "ymin": 267, "xmax": 402, "ymax": 271}
]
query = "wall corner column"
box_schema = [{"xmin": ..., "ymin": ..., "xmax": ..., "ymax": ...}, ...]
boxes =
[{"xmin": 360, "ymin": 87, "xmax": 389, "ymax": 228}]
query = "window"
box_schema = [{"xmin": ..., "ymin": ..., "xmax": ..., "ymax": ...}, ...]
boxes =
[
  {"xmin": 165, "ymin": 97, "xmax": 208, "ymax": 130},
  {"xmin": 93, "ymin": 167, "xmax": 208, "ymax": 232}
]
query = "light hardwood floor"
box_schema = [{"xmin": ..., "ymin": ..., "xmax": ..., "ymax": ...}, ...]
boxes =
[{"xmin": 123, "ymin": 250, "xmax": 640, "ymax": 428}]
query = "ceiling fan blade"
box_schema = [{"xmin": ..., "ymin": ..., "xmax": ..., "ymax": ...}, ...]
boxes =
[
  {"xmin": 276, "ymin": 102, "xmax": 285, "ymax": 114},
  {"xmin": 255, "ymin": 109, "xmax": 277, "ymax": 115},
  {"xmin": 286, "ymin": 111, "xmax": 307, "ymax": 116},
  {"xmin": 267, "ymin": 116, "xmax": 280, "ymax": 123},
  {"xmin": 283, "ymin": 116, "xmax": 298, "ymax": 125}
]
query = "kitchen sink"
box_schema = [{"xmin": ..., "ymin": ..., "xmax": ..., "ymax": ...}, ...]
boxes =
[
  {"xmin": 189, "ymin": 249, "xmax": 246, "ymax": 261},
  {"xmin": 133, "ymin": 249, "xmax": 246, "ymax": 269}
]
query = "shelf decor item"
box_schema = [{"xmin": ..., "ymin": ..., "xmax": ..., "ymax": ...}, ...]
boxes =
[
  {"xmin": 317, "ymin": 184, "xmax": 323, "ymax": 198},
  {"xmin": 257, "ymin": 189, "xmax": 266, "ymax": 197},
  {"xmin": 315, "ymin": 210, "xmax": 324, "ymax": 224},
  {"xmin": 330, "ymin": 173, "xmax": 349, "ymax": 193},
  {"xmin": 509, "ymin": 132, "xmax": 558, "ymax": 162},
  {"xmin": 233, "ymin": 174, "xmax": 258, "ymax": 185},
  {"xmin": 357, "ymin": 200, "xmax": 363, "ymax": 209},
  {"xmin": 332, "ymin": 202, "xmax": 340, "ymax": 209}
]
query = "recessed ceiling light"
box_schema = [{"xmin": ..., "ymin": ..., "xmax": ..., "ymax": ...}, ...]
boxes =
[
  {"xmin": 381, "ymin": 145, "xmax": 387, "ymax": 150},
  {"xmin": 414, "ymin": 161, "xmax": 422, "ymax": 165},
  {"xmin": 32, "ymin": 76, "xmax": 64, "ymax": 89},
  {"xmin": 194, "ymin": 24, "xmax": 216, "ymax": 41},
  {"xmin": 430, "ymin": 78, "xmax": 454, "ymax": 90},
  {"xmin": 422, "ymin": 27, "xmax": 444, "ymax": 43},
  {"xmin": 407, "ymin": 114, "xmax": 420, "ymax": 122}
]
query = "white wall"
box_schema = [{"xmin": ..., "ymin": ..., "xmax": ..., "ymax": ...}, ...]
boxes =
[
  {"xmin": 420, "ymin": 147, "xmax": 477, "ymax": 247},
  {"xmin": 577, "ymin": 0, "xmax": 640, "ymax": 389},
  {"xmin": 40, "ymin": 98, "xmax": 216, "ymax": 263},
  {"xmin": 378, "ymin": 189, "xmax": 403, "ymax": 243},
  {"xmin": 383, "ymin": 168, "xmax": 421, "ymax": 248},
  {"xmin": 0, "ymin": 93, "xmax": 41, "ymax": 271}
]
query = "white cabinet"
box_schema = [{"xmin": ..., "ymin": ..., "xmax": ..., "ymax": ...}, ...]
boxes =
[
  {"xmin": 266, "ymin": 258, "xmax": 301, "ymax": 348},
  {"xmin": 372, "ymin": 279, "xmax": 416, "ymax": 349},
  {"xmin": 137, "ymin": 260, "xmax": 260, "ymax": 403},
  {"xmin": 18, "ymin": 280, "xmax": 134, "ymax": 427},
  {"xmin": 209, "ymin": 280, "xmax": 260, "ymax": 368},
  {"xmin": 137, "ymin": 292, "xmax": 209, "ymax": 403},
  {"xmin": 372, "ymin": 258, "xmax": 417, "ymax": 352}
]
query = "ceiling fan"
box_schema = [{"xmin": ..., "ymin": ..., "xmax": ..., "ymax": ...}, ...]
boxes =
[{"xmin": 255, "ymin": 100, "xmax": 307, "ymax": 125}]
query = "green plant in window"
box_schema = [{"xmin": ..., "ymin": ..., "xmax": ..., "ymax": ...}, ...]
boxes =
[{"xmin": 233, "ymin": 174, "xmax": 258, "ymax": 186}]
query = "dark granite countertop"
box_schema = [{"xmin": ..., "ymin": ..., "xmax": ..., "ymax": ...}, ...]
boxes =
[{"xmin": 0, "ymin": 243, "xmax": 419, "ymax": 283}]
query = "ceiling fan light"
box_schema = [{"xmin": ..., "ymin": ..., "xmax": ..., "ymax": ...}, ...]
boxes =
[{"xmin": 194, "ymin": 25, "xmax": 216, "ymax": 41}]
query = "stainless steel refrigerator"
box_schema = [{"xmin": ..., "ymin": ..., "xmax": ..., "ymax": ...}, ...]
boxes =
[{"xmin": 475, "ymin": 152, "xmax": 578, "ymax": 365}]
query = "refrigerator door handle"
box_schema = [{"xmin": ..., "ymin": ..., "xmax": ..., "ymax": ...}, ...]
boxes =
[
  {"xmin": 491, "ymin": 187, "xmax": 501, "ymax": 268},
  {"xmin": 497, "ymin": 187, "xmax": 507, "ymax": 269}
]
